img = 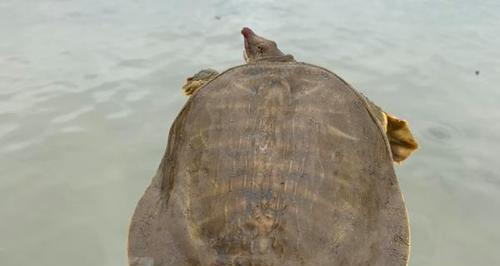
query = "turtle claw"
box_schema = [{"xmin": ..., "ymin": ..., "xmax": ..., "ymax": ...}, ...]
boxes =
[{"xmin": 182, "ymin": 69, "xmax": 219, "ymax": 96}]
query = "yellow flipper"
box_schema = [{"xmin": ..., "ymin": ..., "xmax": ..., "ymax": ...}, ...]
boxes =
[
  {"xmin": 182, "ymin": 69, "xmax": 219, "ymax": 96},
  {"xmin": 384, "ymin": 113, "xmax": 418, "ymax": 163}
]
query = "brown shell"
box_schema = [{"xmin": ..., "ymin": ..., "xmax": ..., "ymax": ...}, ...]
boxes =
[{"xmin": 128, "ymin": 62, "xmax": 409, "ymax": 266}]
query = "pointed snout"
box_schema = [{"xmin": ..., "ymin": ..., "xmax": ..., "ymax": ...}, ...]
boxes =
[{"xmin": 241, "ymin": 27, "xmax": 255, "ymax": 39}]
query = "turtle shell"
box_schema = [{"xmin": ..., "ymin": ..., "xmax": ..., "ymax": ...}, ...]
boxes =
[{"xmin": 128, "ymin": 62, "xmax": 409, "ymax": 266}]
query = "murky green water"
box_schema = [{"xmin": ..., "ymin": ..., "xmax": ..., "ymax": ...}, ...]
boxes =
[{"xmin": 1, "ymin": 0, "xmax": 499, "ymax": 265}]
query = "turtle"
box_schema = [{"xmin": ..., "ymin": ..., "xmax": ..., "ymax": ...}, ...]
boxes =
[{"xmin": 128, "ymin": 27, "xmax": 418, "ymax": 266}]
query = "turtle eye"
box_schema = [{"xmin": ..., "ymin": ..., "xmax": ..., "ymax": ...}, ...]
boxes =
[{"xmin": 257, "ymin": 46, "xmax": 264, "ymax": 54}]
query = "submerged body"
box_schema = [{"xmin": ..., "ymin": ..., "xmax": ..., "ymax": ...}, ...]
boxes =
[{"xmin": 129, "ymin": 28, "xmax": 417, "ymax": 266}]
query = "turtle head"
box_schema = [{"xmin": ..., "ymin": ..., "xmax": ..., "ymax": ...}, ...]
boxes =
[{"xmin": 241, "ymin": 27, "xmax": 294, "ymax": 63}]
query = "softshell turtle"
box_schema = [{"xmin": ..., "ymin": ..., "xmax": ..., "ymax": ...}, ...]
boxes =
[{"xmin": 128, "ymin": 27, "xmax": 418, "ymax": 266}]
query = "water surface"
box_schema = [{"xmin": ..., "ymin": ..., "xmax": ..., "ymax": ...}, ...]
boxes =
[{"xmin": 1, "ymin": 0, "xmax": 499, "ymax": 265}]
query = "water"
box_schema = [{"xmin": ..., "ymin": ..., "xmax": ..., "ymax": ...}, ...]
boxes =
[{"xmin": 1, "ymin": 0, "xmax": 499, "ymax": 265}]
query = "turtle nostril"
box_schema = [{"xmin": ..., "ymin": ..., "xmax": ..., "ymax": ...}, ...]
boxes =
[{"xmin": 241, "ymin": 27, "xmax": 254, "ymax": 38}]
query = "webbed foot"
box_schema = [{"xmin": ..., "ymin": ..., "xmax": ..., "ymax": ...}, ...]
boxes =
[
  {"xmin": 384, "ymin": 113, "xmax": 419, "ymax": 162},
  {"xmin": 182, "ymin": 69, "xmax": 219, "ymax": 96}
]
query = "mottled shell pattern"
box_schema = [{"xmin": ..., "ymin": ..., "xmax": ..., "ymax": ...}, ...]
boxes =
[{"xmin": 128, "ymin": 28, "xmax": 410, "ymax": 266}]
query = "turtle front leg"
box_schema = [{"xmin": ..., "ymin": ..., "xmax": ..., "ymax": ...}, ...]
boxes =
[
  {"xmin": 182, "ymin": 68, "xmax": 219, "ymax": 96},
  {"xmin": 384, "ymin": 113, "xmax": 418, "ymax": 163},
  {"xmin": 361, "ymin": 94, "xmax": 418, "ymax": 162}
]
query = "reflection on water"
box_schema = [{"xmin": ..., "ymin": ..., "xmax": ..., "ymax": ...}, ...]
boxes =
[{"xmin": 1, "ymin": 0, "xmax": 499, "ymax": 265}]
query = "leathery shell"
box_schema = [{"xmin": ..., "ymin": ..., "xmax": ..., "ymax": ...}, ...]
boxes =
[{"xmin": 128, "ymin": 62, "xmax": 410, "ymax": 266}]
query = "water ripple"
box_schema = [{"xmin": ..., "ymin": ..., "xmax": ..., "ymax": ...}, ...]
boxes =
[
  {"xmin": 51, "ymin": 106, "xmax": 94, "ymax": 124},
  {"xmin": 0, "ymin": 124, "xmax": 18, "ymax": 139},
  {"xmin": 420, "ymin": 120, "xmax": 463, "ymax": 151},
  {"xmin": 1, "ymin": 1, "xmax": 500, "ymax": 266}
]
